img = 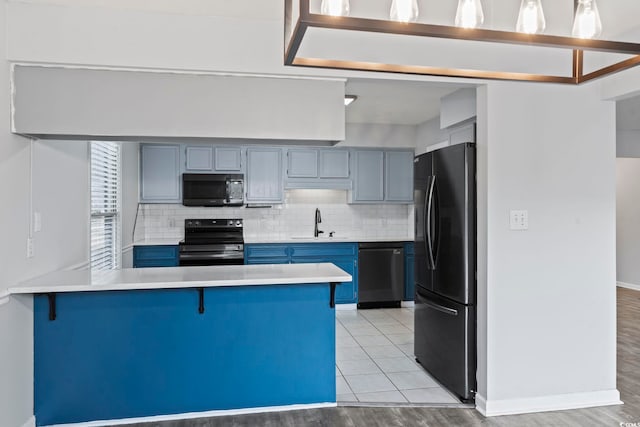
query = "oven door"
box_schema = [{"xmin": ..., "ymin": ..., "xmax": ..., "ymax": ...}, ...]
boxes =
[{"xmin": 179, "ymin": 243, "xmax": 245, "ymax": 266}]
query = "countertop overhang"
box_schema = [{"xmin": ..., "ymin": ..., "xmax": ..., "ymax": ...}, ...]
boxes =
[{"xmin": 8, "ymin": 263, "xmax": 352, "ymax": 295}]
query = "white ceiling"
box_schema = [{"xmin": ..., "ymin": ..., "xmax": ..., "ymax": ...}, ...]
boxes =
[{"xmin": 345, "ymin": 78, "xmax": 468, "ymax": 125}]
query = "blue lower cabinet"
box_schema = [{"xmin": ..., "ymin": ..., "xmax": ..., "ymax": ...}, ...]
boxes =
[
  {"xmin": 133, "ymin": 245, "xmax": 179, "ymax": 268},
  {"xmin": 34, "ymin": 285, "xmax": 336, "ymax": 426},
  {"xmin": 404, "ymin": 242, "xmax": 415, "ymax": 301},
  {"xmin": 245, "ymin": 243, "xmax": 358, "ymax": 304},
  {"xmin": 244, "ymin": 244, "xmax": 289, "ymax": 265}
]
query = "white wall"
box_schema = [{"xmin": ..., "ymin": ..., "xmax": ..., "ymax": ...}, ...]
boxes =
[
  {"xmin": 0, "ymin": 138, "xmax": 89, "ymax": 427},
  {"xmin": 617, "ymin": 130, "xmax": 640, "ymax": 158},
  {"xmin": 479, "ymin": 81, "xmax": 618, "ymax": 415},
  {"xmin": 616, "ymin": 158, "xmax": 640, "ymax": 287},
  {"xmin": 415, "ymin": 116, "xmax": 448, "ymax": 155},
  {"xmin": 339, "ymin": 123, "xmax": 417, "ymax": 148}
]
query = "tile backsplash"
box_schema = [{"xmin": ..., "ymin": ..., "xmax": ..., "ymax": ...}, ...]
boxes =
[{"xmin": 135, "ymin": 189, "xmax": 414, "ymax": 242}]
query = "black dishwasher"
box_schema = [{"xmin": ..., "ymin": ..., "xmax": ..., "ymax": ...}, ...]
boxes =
[{"xmin": 358, "ymin": 242, "xmax": 405, "ymax": 308}]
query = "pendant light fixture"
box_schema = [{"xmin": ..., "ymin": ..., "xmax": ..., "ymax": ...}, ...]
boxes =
[
  {"xmin": 291, "ymin": 0, "xmax": 640, "ymax": 85},
  {"xmin": 516, "ymin": 0, "xmax": 546, "ymax": 34},
  {"xmin": 454, "ymin": 0, "xmax": 484, "ymax": 29},
  {"xmin": 390, "ymin": 0, "xmax": 419, "ymax": 23},
  {"xmin": 572, "ymin": 0, "xmax": 602, "ymax": 39},
  {"xmin": 321, "ymin": 0, "xmax": 350, "ymax": 17}
]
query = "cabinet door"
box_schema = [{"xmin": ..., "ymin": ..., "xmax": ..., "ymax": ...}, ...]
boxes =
[
  {"xmin": 353, "ymin": 150, "xmax": 384, "ymax": 202},
  {"xmin": 140, "ymin": 144, "xmax": 181, "ymax": 203},
  {"xmin": 244, "ymin": 244, "xmax": 290, "ymax": 263},
  {"xmin": 287, "ymin": 149, "xmax": 318, "ymax": 178},
  {"xmin": 319, "ymin": 150, "xmax": 350, "ymax": 178},
  {"xmin": 385, "ymin": 151, "xmax": 414, "ymax": 202},
  {"xmin": 185, "ymin": 146, "xmax": 213, "ymax": 171},
  {"xmin": 246, "ymin": 148, "xmax": 283, "ymax": 203},
  {"xmin": 133, "ymin": 245, "xmax": 179, "ymax": 268},
  {"xmin": 214, "ymin": 147, "xmax": 242, "ymax": 172}
]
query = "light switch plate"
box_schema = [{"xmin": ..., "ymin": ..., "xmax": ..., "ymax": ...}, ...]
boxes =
[
  {"xmin": 510, "ymin": 210, "xmax": 529, "ymax": 230},
  {"xmin": 26, "ymin": 238, "xmax": 34, "ymax": 258},
  {"xmin": 34, "ymin": 212, "xmax": 42, "ymax": 232}
]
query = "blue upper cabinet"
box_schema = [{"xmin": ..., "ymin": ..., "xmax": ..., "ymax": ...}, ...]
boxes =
[
  {"xmin": 214, "ymin": 147, "xmax": 243, "ymax": 172},
  {"xmin": 287, "ymin": 149, "xmax": 319, "ymax": 178},
  {"xmin": 246, "ymin": 148, "xmax": 284, "ymax": 203},
  {"xmin": 352, "ymin": 150, "xmax": 384, "ymax": 202},
  {"xmin": 284, "ymin": 148, "xmax": 351, "ymax": 190},
  {"xmin": 385, "ymin": 151, "xmax": 414, "ymax": 202},
  {"xmin": 351, "ymin": 149, "xmax": 414, "ymax": 204},
  {"xmin": 140, "ymin": 144, "xmax": 181, "ymax": 203},
  {"xmin": 185, "ymin": 146, "xmax": 213, "ymax": 171},
  {"xmin": 319, "ymin": 149, "xmax": 350, "ymax": 178},
  {"xmin": 186, "ymin": 146, "xmax": 242, "ymax": 172}
]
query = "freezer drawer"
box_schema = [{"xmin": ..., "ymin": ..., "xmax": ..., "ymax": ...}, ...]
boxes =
[{"xmin": 414, "ymin": 286, "xmax": 476, "ymax": 403}]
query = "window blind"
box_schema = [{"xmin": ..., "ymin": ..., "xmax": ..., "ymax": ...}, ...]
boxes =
[{"xmin": 90, "ymin": 141, "xmax": 121, "ymax": 271}]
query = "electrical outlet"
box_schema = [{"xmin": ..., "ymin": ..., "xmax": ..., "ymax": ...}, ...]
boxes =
[
  {"xmin": 510, "ymin": 210, "xmax": 529, "ymax": 231},
  {"xmin": 26, "ymin": 238, "xmax": 34, "ymax": 258}
]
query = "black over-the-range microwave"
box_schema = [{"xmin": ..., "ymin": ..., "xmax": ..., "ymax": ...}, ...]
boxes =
[{"xmin": 182, "ymin": 173, "xmax": 244, "ymax": 207}]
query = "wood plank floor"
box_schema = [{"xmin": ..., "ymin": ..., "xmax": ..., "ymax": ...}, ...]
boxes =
[{"xmin": 118, "ymin": 288, "xmax": 640, "ymax": 427}]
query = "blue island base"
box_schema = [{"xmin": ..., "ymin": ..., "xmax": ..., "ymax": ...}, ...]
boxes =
[{"xmin": 34, "ymin": 284, "xmax": 336, "ymax": 426}]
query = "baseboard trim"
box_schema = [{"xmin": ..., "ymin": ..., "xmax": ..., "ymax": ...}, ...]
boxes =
[
  {"xmin": 19, "ymin": 415, "xmax": 36, "ymax": 427},
  {"xmin": 401, "ymin": 301, "xmax": 415, "ymax": 308},
  {"xmin": 617, "ymin": 281, "xmax": 640, "ymax": 291},
  {"xmin": 43, "ymin": 402, "xmax": 337, "ymax": 427},
  {"xmin": 336, "ymin": 303, "xmax": 357, "ymax": 311},
  {"xmin": 476, "ymin": 389, "xmax": 622, "ymax": 417}
]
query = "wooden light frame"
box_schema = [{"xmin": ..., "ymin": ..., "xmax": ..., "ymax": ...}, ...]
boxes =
[{"xmin": 284, "ymin": 0, "xmax": 640, "ymax": 84}]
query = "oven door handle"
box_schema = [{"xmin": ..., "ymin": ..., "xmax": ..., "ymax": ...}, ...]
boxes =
[{"xmin": 179, "ymin": 253, "xmax": 245, "ymax": 260}]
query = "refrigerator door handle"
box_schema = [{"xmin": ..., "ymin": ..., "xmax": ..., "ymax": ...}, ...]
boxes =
[
  {"xmin": 426, "ymin": 175, "xmax": 436, "ymax": 270},
  {"xmin": 423, "ymin": 176, "xmax": 431, "ymax": 270}
]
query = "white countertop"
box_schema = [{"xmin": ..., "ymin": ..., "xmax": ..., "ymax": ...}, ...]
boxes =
[
  {"xmin": 240, "ymin": 237, "xmax": 412, "ymax": 244},
  {"xmin": 133, "ymin": 237, "xmax": 413, "ymax": 246},
  {"xmin": 7, "ymin": 263, "xmax": 352, "ymax": 295},
  {"xmin": 133, "ymin": 238, "xmax": 182, "ymax": 246}
]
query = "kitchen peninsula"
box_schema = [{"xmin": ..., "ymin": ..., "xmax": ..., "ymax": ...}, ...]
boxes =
[{"xmin": 8, "ymin": 263, "xmax": 351, "ymax": 426}]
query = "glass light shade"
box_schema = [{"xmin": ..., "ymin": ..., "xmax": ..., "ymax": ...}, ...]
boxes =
[
  {"xmin": 516, "ymin": 0, "xmax": 546, "ymax": 34},
  {"xmin": 572, "ymin": 0, "xmax": 602, "ymax": 39},
  {"xmin": 390, "ymin": 0, "xmax": 419, "ymax": 23},
  {"xmin": 321, "ymin": 0, "xmax": 350, "ymax": 17},
  {"xmin": 455, "ymin": 0, "xmax": 484, "ymax": 29}
]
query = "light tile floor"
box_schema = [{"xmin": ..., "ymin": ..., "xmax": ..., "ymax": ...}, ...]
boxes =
[{"xmin": 335, "ymin": 307, "xmax": 461, "ymax": 405}]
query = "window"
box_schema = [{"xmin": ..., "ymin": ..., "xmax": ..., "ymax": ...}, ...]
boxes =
[{"xmin": 90, "ymin": 141, "xmax": 121, "ymax": 271}]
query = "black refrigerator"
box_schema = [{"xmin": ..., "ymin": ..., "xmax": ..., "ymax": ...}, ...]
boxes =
[{"xmin": 413, "ymin": 142, "xmax": 476, "ymax": 403}]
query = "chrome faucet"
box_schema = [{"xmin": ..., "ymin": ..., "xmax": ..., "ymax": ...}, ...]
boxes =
[{"xmin": 314, "ymin": 208, "xmax": 324, "ymax": 238}]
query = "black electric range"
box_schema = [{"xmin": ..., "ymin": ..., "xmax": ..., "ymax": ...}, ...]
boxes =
[{"xmin": 178, "ymin": 219, "xmax": 244, "ymax": 266}]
